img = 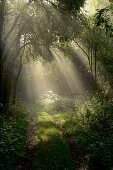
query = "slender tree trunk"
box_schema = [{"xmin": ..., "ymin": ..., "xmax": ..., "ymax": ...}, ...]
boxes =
[
  {"xmin": 3, "ymin": 69, "xmax": 11, "ymax": 107},
  {"xmin": 12, "ymin": 33, "xmax": 25, "ymax": 105},
  {"xmin": 94, "ymin": 45, "xmax": 97, "ymax": 82},
  {"xmin": 0, "ymin": 48, "xmax": 4, "ymax": 103},
  {"xmin": 91, "ymin": 42, "xmax": 93, "ymax": 73},
  {"xmin": 94, "ymin": 43, "xmax": 97, "ymax": 92},
  {"xmin": 0, "ymin": 0, "xmax": 5, "ymax": 104},
  {"xmin": 88, "ymin": 46, "xmax": 90, "ymax": 66},
  {"xmin": 13, "ymin": 55, "xmax": 23, "ymax": 105},
  {"xmin": 90, "ymin": 42, "xmax": 96, "ymax": 94}
]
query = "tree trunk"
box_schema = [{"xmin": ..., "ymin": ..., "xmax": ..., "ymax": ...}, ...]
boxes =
[
  {"xmin": 94, "ymin": 43, "xmax": 97, "ymax": 92},
  {"xmin": 91, "ymin": 42, "xmax": 93, "ymax": 73},
  {"xmin": 13, "ymin": 55, "xmax": 22, "ymax": 105},
  {"xmin": 0, "ymin": 0, "xmax": 5, "ymax": 104},
  {"xmin": 12, "ymin": 33, "xmax": 25, "ymax": 105}
]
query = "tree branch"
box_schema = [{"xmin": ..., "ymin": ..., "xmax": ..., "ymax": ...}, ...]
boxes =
[{"xmin": 3, "ymin": 0, "xmax": 34, "ymax": 41}]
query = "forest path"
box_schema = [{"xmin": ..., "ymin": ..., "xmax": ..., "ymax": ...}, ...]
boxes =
[
  {"xmin": 17, "ymin": 106, "xmax": 88, "ymax": 170},
  {"xmin": 47, "ymin": 111, "xmax": 88, "ymax": 170}
]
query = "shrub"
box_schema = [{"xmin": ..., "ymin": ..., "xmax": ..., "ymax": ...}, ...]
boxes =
[
  {"xmin": 64, "ymin": 99, "xmax": 113, "ymax": 169},
  {"xmin": 0, "ymin": 105, "xmax": 29, "ymax": 170}
]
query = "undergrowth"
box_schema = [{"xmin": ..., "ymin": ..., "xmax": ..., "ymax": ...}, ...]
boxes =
[
  {"xmin": 0, "ymin": 104, "xmax": 29, "ymax": 170},
  {"xmin": 67, "ymin": 99, "xmax": 113, "ymax": 170},
  {"xmin": 42, "ymin": 94, "xmax": 113, "ymax": 170}
]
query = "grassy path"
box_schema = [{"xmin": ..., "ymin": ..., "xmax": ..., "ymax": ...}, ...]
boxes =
[
  {"xmin": 18, "ymin": 110, "xmax": 74, "ymax": 169},
  {"xmin": 34, "ymin": 112, "xmax": 73, "ymax": 170},
  {"xmin": 18, "ymin": 107, "xmax": 88, "ymax": 170},
  {"xmin": 47, "ymin": 112, "xmax": 87, "ymax": 170}
]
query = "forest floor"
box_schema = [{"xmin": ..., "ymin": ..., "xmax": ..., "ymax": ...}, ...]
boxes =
[
  {"xmin": 47, "ymin": 111, "xmax": 88, "ymax": 169},
  {"xmin": 17, "ymin": 108, "xmax": 88, "ymax": 170}
]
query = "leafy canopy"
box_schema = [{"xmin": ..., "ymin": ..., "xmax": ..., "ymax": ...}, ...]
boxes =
[{"xmin": 57, "ymin": 0, "xmax": 85, "ymax": 11}]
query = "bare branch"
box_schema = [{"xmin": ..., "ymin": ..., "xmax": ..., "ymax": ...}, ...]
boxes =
[{"xmin": 74, "ymin": 40, "xmax": 89, "ymax": 58}]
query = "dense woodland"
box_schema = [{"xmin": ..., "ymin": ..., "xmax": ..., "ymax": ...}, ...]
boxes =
[{"xmin": 0, "ymin": 0, "xmax": 113, "ymax": 169}]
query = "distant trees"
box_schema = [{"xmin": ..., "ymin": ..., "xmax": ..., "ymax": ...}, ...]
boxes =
[
  {"xmin": 0, "ymin": 0, "xmax": 112, "ymax": 109},
  {"xmin": 0, "ymin": 0, "xmax": 32, "ymax": 108},
  {"xmin": 0, "ymin": 0, "xmax": 86, "ymax": 109},
  {"xmin": 77, "ymin": 1, "xmax": 113, "ymax": 96}
]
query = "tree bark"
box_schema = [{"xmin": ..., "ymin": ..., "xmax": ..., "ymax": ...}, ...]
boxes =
[
  {"xmin": 0, "ymin": 0, "xmax": 5, "ymax": 103},
  {"xmin": 12, "ymin": 34, "xmax": 25, "ymax": 105},
  {"xmin": 13, "ymin": 54, "xmax": 23, "ymax": 105}
]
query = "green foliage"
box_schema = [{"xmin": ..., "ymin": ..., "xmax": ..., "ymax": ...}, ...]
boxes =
[
  {"xmin": 70, "ymin": 100, "xmax": 113, "ymax": 169},
  {"xmin": 77, "ymin": 9, "xmax": 113, "ymax": 92},
  {"xmin": 94, "ymin": 6, "xmax": 113, "ymax": 34},
  {"xmin": 0, "ymin": 105, "xmax": 29, "ymax": 170},
  {"xmin": 46, "ymin": 97, "xmax": 113, "ymax": 169},
  {"xmin": 39, "ymin": 91, "xmax": 76, "ymax": 112},
  {"xmin": 109, "ymin": 0, "xmax": 113, "ymax": 3},
  {"xmin": 57, "ymin": 0, "xmax": 85, "ymax": 11},
  {"xmin": 106, "ymin": 65, "xmax": 113, "ymax": 73},
  {"xmin": 52, "ymin": 98, "xmax": 75, "ymax": 112}
]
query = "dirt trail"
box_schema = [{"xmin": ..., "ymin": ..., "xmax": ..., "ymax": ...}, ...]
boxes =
[
  {"xmin": 17, "ymin": 110, "xmax": 38, "ymax": 170},
  {"xmin": 16, "ymin": 106, "xmax": 88, "ymax": 170},
  {"xmin": 48, "ymin": 111, "xmax": 88, "ymax": 170}
]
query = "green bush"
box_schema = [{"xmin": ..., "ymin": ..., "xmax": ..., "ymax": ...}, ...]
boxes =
[
  {"xmin": 64, "ymin": 99, "xmax": 113, "ymax": 169},
  {"xmin": 39, "ymin": 91, "xmax": 76, "ymax": 112},
  {"xmin": 0, "ymin": 105, "xmax": 29, "ymax": 170}
]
